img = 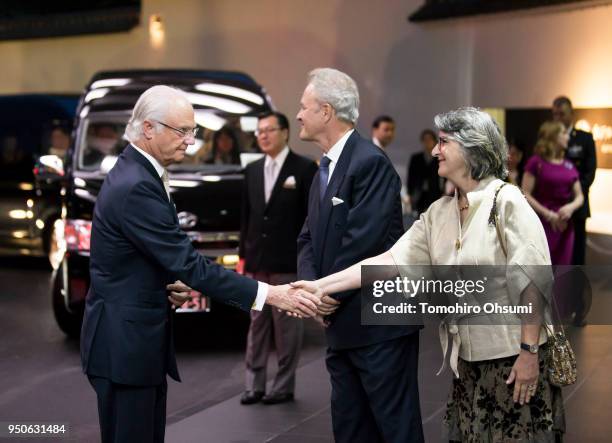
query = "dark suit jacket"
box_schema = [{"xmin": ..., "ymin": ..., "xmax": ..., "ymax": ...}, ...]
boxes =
[
  {"xmin": 565, "ymin": 128, "xmax": 596, "ymax": 218},
  {"xmin": 81, "ymin": 145, "xmax": 258, "ymax": 386},
  {"xmin": 297, "ymin": 131, "xmax": 418, "ymax": 350},
  {"xmin": 239, "ymin": 150, "xmax": 317, "ymax": 273},
  {"xmin": 407, "ymin": 151, "xmax": 443, "ymax": 214}
]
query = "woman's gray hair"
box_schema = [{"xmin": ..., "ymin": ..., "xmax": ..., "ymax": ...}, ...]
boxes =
[
  {"xmin": 124, "ymin": 85, "xmax": 191, "ymax": 142},
  {"xmin": 307, "ymin": 68, "xmax": 360, "ymax": 124},
  {"xmin": 434, "ymin": 107, "xmax": 508, "ymax": 180}
]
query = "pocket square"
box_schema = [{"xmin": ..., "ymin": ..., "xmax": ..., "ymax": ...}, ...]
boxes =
[
  {"xmin": 283, "ymin": 176, "xmax": 297, "ymax": 188},
  {"xmin": 332, "ymin": 197, "xmax": 344, "ymax": 206}
]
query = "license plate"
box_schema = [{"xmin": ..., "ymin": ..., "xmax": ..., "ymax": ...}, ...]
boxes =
[{"xmin": 176, "ymin": 290, "xmax": 210, "ymax": 313}]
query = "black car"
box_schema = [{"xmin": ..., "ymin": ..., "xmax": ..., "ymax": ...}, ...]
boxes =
[
  {"xmin": 0, "ymin": 94, "xmax": 79, "ymax": 266},
  {"xmin": 50, "ymin": 69, "xmax": 273, "ymax": 337}
]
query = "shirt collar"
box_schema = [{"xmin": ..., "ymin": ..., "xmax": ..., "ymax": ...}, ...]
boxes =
[
  {"xmin": 131, "ymin": 143, "xmax": 165, "ymax": 178},
  {"xmin": 372, "ymin": 137, "xmax": 383, "ymax": 149},
  {"xmin": 461, "ymin": 176, "xmax": 501, "ymax": 207},
  {"xmin": 264, "ymin": 145, "xmax": 290, "ymax": 169},
  {"xmin": 325, "ymin": 129, "xmax": 354, "ymax": 164}
]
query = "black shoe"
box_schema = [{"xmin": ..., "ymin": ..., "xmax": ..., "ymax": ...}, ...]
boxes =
[
  {"xmin": 261, "ymin": 393, "xmax": 294, "ymax": 405},
  {"xmin": 240, "ymin": 391, "xmax": 264, "ymax": 405}
]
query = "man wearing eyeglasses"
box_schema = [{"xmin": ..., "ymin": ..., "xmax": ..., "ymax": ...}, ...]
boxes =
[
  {"xmin": 238, "ymin": 111, "xmax": 317, "ymax": 405},
  {"xmin": 80, "ymin": 86, "xmax": 320, "ymax": 443}
]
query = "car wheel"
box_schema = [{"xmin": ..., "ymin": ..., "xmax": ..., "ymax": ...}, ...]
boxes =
[
  {"xmin": 52, "ymin": 265, "xmax": 82, "ymax": 338},
  {"xmin": 47, "ymin": 219, "xmax": 65, "ymax": 271}
]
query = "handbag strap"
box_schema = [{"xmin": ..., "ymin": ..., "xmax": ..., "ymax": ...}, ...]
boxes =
[
  {"xmin": 489, "ymin": 183, "xmax": 509, "ymax": 258},
  {"xmin": 489, "ymin": 182, "xmax": 564, "ymax": 337}
]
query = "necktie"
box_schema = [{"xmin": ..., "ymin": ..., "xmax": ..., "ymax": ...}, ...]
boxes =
[
  {"xmin": 319, "ymin": 155, "xmax": 331, "ymax": 202},
  {"xmin": 161, "ymin": 169, "xmax": 171, "ymax": 202},
  {"xmin": 264, "ymin": 160, "xmax": 277, "ymax": 203}
]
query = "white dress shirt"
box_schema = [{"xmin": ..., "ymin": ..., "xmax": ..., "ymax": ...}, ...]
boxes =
[
  {"xmin": 323, "ymin": 129, "xmax": 354, "ymax": 184},
  {"xmin": 130, "ymin": 144, "xmax": 268, "ymax": 310},
  {"xmin": 372, "ymin": 137, "xmax": 383, "ymax": 149}
]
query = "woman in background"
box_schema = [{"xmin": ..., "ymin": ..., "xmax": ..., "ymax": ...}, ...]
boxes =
[
  {"xmin": 205, "ymin": 125, "xmax": 241, "ymax": 165},
  {"xmin": 522, "ymin": 121, "xmax": 583, "ymax": 265}
]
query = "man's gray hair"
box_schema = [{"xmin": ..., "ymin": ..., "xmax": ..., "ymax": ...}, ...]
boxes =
[
  {"xmin": 124, "ymin": 85, "xmax": 192, "ymax": 142},
  {"xmin": 434, "ymin": 107, "xmax": 508, "ymax": 180},
  {"xmin": 307, "ymin": 68, "xmax": 359, "ymax": 124}
]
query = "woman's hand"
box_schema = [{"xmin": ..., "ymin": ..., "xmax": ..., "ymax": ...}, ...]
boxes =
[
  {"xmin": 546, "ymin": 211, "xmax": 567, "ymax": 232},
  {"xmin": 551, "ymin": 217, "xmax": 568, "ymax": 232},
  {"xmin": 557, "ymin": 204, "xmax": 574, "ymax": 221},
  {"xmin": 506, "ymin": 351, "xmax": 539, "ymax": 405}
]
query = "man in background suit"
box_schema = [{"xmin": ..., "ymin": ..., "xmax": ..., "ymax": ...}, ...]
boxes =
[
  {"xmin": 239, "ymin": 111, "xmax": 317, "ymax": 405},
  {"xmin": 80, "ymin": 85, "xmax": 318, "ymax": 443},
  {"xmin": 371, "ymin": 115, "xmax": 395, "ymax": 150},
  {"xmin": 407, "ymin": 128, "xmax": 444, "ymax": 215},
  {"xmin": 552, "ymin": 95, "xmax": 597, "ymax": 325},
  {"xmin": 552, "ymin": 96, "xmax": 597, "ymax": 265},
  {"xmin": 295, "ymin": 68, "xmax": 424, "ymax": 443}
]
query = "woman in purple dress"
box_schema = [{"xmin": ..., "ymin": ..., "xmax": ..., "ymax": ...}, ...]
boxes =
[{"xmin": 522, "ymin": 121, "xmax": 583, "ymax": 265}]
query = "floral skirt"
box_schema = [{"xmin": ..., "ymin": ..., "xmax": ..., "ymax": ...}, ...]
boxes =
[{"xmin": 443, "ymin": 349, "xmax": 566, "ymax": 443}]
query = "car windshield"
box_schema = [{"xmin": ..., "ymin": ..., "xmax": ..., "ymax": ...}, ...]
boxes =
[{"xmin": 75, "ymin": 112, "xmax": 263, "ymax": 173}]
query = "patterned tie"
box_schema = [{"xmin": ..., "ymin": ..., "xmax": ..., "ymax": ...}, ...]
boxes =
[
  {"xmin": 264, "ymin": 160, "xmax": 277, "ymax": 203},
  {"xmin": 161, "ymin": 169, "xmax": 171, "ymax": 202},
  {"xmin": 319, "ymin": 155, "xmax": 331, "ymax": 202}
]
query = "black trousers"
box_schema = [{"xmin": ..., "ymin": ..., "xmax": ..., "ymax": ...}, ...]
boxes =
[
  {"xmin": 326, "ymin": 333, "xmax": 424, "ymax": 443},
  {"xmin": 572, "ymin": 217, "xmax": 587, "ymax": 265},
  {"xmin": 88, "ymin": 376, "xmax": 167, "ymax": 443}
]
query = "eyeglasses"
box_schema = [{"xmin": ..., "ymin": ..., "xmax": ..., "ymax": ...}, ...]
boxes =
[
  {"xmin": 156, "ymin": 120, "xmax": 199, "ymax": 138},
  {"xmin": 255, "ymin": 126, "xmax": 281, "ymax": 137}
]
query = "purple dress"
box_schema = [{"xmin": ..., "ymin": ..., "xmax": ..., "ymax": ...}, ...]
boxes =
[{"xmin": 524, "ymin": 155, "xmax": 579, "ymax": 265}]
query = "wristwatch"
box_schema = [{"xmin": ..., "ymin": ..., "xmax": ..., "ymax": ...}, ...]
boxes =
[{"xmin": 520, "ymin": 342, "xmax": 539, "ymax": 354}]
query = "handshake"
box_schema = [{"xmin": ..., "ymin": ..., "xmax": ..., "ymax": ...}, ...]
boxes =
[{"xmin": 166, "ymin": 280, "xmax": 340, "ymax": 319}]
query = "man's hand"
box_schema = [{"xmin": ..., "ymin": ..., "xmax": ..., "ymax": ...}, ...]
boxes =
[
  {"xmin": 166, "ymin": 280, "xmax": 192, "ymax": 308},
  {"xmin": 266, "ymin": 284, "xmax": 320, "ymax": 318},
  {"xmin": 318, "ymin": 294, "xmax": 341, "ymax": 316}
]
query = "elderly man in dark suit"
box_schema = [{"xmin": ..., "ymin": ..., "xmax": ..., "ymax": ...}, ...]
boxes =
[
  {"xmin": 293, "ymin": 68, "xmax": 424, "ymax": 443},
  {"xmin": 239, "ymin": 111, "xmax": 317, "ymax": 405},
  {"xmin": 80, "ymin": 85, "xmax": 319, "ymax": 443}
]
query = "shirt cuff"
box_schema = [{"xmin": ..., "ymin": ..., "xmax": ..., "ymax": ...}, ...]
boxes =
[{"xmin": 252, "ymin": 281, "xmax": 269, "ymax": 311}]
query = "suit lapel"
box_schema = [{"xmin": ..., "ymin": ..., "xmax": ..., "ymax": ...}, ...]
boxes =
[
  {"xmin": 252, "ymin": 159, "xmax": 266, "ymax": 210},
  {"xmin": 314, "ymin": 131, "xmax": 358, "ymax": 265}
]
